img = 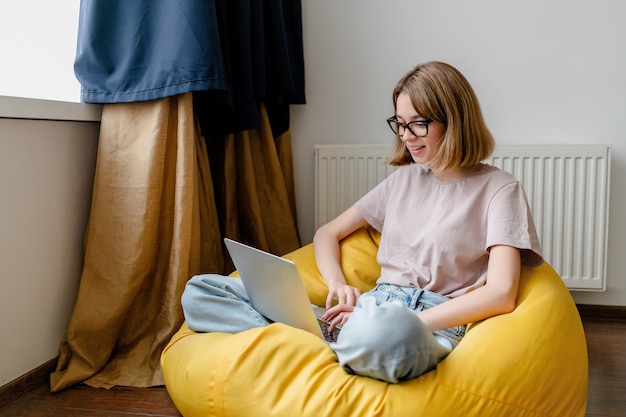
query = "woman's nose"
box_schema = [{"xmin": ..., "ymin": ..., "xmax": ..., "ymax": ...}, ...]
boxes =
[{"xmin": 401, "ymin": 129, "xmax": 415, "ymax": 142}]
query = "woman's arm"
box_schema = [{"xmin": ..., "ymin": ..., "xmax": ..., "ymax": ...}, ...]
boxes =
[
  {"xmin": 313, "ymin": 206, "xmax": 368, "ymax": 309},
  {"xmin": 417, "ymin": 244, "xmax": 521, "ymax": 331}
]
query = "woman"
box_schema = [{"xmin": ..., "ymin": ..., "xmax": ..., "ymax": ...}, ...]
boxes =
[
  {"xmin": 313, "ymin": 61, "xmax": 542, "ymax": 382},
  {"xmin": 181, "ymin": 61, "xmax": 542, "ymax": 384}
]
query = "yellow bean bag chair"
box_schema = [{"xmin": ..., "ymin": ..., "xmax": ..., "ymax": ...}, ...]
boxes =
[{"xmin": 161, "ymin": 227, "xmax": 588, "ymax": 417}]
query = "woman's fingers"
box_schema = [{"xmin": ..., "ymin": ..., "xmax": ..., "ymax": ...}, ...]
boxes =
[{"xmin": 326, "ymin": 284, "xmax": 361, "ymax": 309}]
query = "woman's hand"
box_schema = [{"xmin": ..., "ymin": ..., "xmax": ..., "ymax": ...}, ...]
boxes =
[
  {"xmin": 313, "ymin": 206, "xmax": 368, "ymax": 331},
  {"xmin": 326, "ymin": 283, "xmax": 361, "ymax": 309},
  {"xmin": 321, "ymin": 303, "xmax": 356, "ymax": 331},
  {"xmin": 322, "ymin": 283, "xmax": 360, "ymax": 331}
]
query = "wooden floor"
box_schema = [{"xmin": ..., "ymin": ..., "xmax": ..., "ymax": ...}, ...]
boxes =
[
  {"xmin": 0, "ymin": 384, "xmax": 181, "ymax": 417},
  {"xmin": 0, "ymin": 312, "xmax": 624, "ymax": 417},
  {"xmin": 583, "ymin": 315, "xmax": 626, "ymax": 417}
]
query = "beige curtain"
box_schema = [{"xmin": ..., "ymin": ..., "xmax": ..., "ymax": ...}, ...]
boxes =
[{"xmin": 50, "ymin": 92, "xmax": 300, "ymax": 392}]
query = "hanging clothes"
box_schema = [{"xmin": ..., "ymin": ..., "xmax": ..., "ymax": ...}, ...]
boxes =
[
  {"xmin": 193, "ymin": 0, "xmax": 306, "ymax": 136},
  {"xmin": 74, "ymin": 0, "xmax": 306, "ymax": 136},
  {"xmin": 51, "ymin": 93, "xmax": 221, "ymax": 392},
  {"xmin": 74, "ymin": 0, "xmax": 227, "ymax": 103},
  {"xmin": 52, "ymin": 0, "xmax": 305, "ymax": 391}
]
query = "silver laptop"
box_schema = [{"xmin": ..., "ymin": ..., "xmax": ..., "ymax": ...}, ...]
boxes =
[{"xmin": 224, "ymin": 238, "xmax": 341, "ymax": 343}]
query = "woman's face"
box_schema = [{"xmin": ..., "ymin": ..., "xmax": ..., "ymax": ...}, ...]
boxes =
[{"xmin": 395, "ymin": 92, "xmax": 445, "ymax": 165}]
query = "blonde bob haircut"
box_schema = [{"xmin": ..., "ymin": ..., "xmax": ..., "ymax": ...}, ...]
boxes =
[{"xmin": 388, "ymin": 61, "xmax": 495, "ymax": 169}]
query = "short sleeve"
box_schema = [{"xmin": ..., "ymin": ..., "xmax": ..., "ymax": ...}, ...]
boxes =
[
  {"xmin": 486, "ymin": 182, "xmax": 543, "ymax": 266},
  {"xmin": 354, "ymin": 170, "xmax": 400, "ymax": 232}
]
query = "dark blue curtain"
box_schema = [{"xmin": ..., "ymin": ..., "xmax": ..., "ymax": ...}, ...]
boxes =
[{"xmin": 74, "ymin": 0, "xmax": 305, "ymax": 135}]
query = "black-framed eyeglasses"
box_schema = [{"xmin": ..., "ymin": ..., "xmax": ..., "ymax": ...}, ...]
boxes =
[{"xmin": 386, "ymin": 117, "xmax": 432, "ymax": 137}]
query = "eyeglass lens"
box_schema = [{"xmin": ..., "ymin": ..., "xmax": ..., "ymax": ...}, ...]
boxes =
[{"xmin": 387, "ymin": 119, "xmax": 429, "ymax": 137}]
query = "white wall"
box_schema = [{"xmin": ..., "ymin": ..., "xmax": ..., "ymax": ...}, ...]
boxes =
[
  {"xmin": 0, "ymin": 97, "xmax": 100, "ymax": 386},
  {"xmin": 290, "ymin": 0, "xmax": 626, "ymax": 306}
]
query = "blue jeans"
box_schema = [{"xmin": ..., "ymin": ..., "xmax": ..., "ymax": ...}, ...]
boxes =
[
  {"xmin": 182, "ymin": 274, "xmax": 272, "ymax": 333},
  {"xmin": 181, "ymin": 276, "xmax": 466, "ymax": 383},
  {"xmin": 331, "ymin": 284, "xmax": 466, "ymax": 383}
]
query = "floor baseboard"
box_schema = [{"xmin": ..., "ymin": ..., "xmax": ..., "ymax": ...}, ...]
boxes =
[
  {"xmin": 577, "ymin": 304, "xmax": 626, "ymax": 321},
  {"xmin": 0, "ymin": 357, "xmax": 57, "ymax": 409}
]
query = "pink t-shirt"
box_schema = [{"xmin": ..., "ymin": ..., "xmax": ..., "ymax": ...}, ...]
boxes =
[{"xmin": 354, "ymin": 163, "xmax": 543, "ymax": 298}]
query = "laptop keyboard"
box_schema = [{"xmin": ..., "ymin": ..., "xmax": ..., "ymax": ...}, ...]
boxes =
[{"xmin": 318, "ymin": 319, "xmax": 341, "ymax": 343}]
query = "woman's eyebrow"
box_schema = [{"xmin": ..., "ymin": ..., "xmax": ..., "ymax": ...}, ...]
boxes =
[{"xmin": 396, "ymin": 114, "xmax": 423, "ymax": 122}]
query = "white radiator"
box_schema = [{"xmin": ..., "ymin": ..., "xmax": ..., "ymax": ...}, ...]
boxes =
[{"xmin": 314, "ymin": 144, "xmax": 611, "ymax": 290}]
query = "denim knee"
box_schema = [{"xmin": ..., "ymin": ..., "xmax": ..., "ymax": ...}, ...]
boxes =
[
  {"xmin": 181, "ymin": 274, "xmax": 271, "ymax": 333},
  {"xmin": 331, "ymin": 295, "xmax": 451, "ymax": 383}
]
